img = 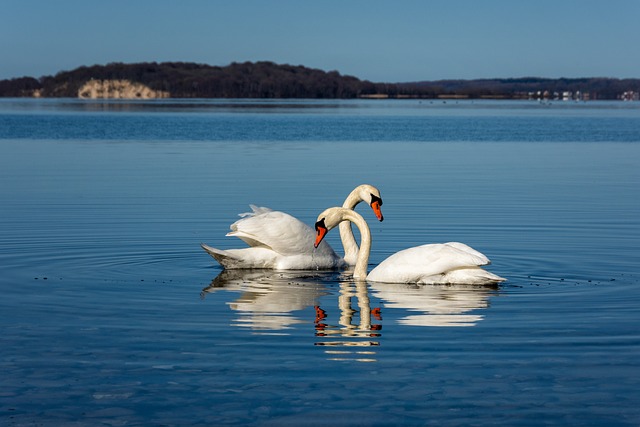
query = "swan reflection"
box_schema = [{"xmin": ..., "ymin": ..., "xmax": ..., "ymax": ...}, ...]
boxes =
[
  {"xmin": 201, "ymin": 269, "xmax": 332, "ymax": 332},
  {"xmin": 369, "ymin": 282, "xmax": 498, "ymax": 327},
  {"xmin": 202, "ymin": 270, "xmax": 499, "ymax": 361},
  {"xmin": 200, "ymin": 270, "xmax": 328, "ymax": 331},
  {"xmin": 314, "ymin": 281, "xmax": 382, "ymax": 362}
]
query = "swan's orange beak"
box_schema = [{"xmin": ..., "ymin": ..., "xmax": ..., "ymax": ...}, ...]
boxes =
[
  {"xmin": 371, "ymin": 200, "xmax": 384, "ymax": 222},
  {"xmin": 314, "ymin": 219, "xmax": 328, "ymax": 248}
]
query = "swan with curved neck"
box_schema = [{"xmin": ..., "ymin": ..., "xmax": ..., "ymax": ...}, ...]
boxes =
[
  {"xmin": 314, "ymin": 207, "xmax": 505, "ymax": 284},
  {"xmin": 340, "ymin": 184, "xmax": 383, "ymax": 265},
  {"xmin": 201, "ymin": 185, "xmax": 383, "ymax": 270}
]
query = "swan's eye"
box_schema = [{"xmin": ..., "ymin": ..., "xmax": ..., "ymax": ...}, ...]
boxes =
[
  {"xmin": 370, "ymin": 194, "xmax": 383, "ymax": 206},
  {"xmin": 314, "ymin": 218, "xmax": 327, "ymax": 233}
]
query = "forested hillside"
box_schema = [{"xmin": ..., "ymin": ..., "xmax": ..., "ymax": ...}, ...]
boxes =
[
  {"xmin": 0, "ymin": 61, "xmax": 377, "ymax": 98},
  {"xmin": 0, "ymin": 61, "xmax": 638, "ymax": 99}
]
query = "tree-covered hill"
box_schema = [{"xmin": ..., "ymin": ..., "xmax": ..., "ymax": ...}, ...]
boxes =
[
  {"xmin": 0, "ymin": 61, "xmax": 638, "ymax": 99},
  {"xmin": 0, "ymin": 61, "xmax": 378, "ymax": 98}
]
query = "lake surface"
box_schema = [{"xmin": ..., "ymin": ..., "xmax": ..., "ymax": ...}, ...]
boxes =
[{"xmin": 1, "ymin": 98, "xmax": 639, "ymax": 426}]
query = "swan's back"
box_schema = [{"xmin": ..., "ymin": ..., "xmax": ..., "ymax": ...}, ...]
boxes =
[{"xmin": 367, "ymin": 242, "xmax": 504, "ymax": 285}]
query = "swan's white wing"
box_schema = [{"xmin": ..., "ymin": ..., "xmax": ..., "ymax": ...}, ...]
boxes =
[
  {"xmin": 367, "ymin": 243, "xmax": 496, "ymax": 284},
  {"xmin": 441, "ymin": 242, "xmax": 491, "ymax": 264},
  {"xmin": 202, "ymin": 205, "xmax": 344, "ymax": 270},
  {"xmin": 228, "ymin": 208, "xmax": 329, "ymax": 256},
  {"xmin": 227, "ymin": 206, "xmax": 339, "ymax": 259}
]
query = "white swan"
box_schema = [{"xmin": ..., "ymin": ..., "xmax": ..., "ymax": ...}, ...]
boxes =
[
  {"xmin": 201, "ymin": 184, "xmax": 383, "ymax": 270},
  {"xmin": 313, "ymin": 207, "xmax": 505, "ymax": 285}
]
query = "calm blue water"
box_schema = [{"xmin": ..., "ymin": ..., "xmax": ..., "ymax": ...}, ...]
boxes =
[{"xmin": 1, "ymin": 99, "xmax": 639, "ymax": 426}]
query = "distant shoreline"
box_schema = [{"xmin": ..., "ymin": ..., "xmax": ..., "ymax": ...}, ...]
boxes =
[{"xmin": 1, "ymin": 61, "xmax": 638, "ymax": 101}]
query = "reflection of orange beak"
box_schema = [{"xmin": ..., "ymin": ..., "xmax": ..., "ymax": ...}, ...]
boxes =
[
  {"xmin": 314, "ymin": 226, "xmax": 328, "ymax": 248},
  {"xmin": 371, "ymin": 201, "xmax": 384, "ymax": 221}
]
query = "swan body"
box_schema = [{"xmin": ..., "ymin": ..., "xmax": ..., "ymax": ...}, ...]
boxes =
[
  {"xmin": 314, "ymin": 207, "xmax": 505, "ymax": 285},
  {"xmin": 202, "ymin": 185, "xmax": 383, "ymax": 270}
]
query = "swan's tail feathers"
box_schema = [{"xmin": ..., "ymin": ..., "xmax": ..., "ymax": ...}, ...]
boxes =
[
  {"xmin": 479, "ymin": 270, "xmax": 507, "ymax": 284},
  {"xmin": 467, "ymin": 268, "xmax": 506, "ymax": 285},
  {"xmin": 201, "ymin": 243, "xmax": 239, "ymax": 269},
  {"xmin": 201, "ymin": 243, "xmax": 276, "ymax": 269},
  {"xmin": 439, "ymin": 267, "xmax": 507, "ymax": 285}
]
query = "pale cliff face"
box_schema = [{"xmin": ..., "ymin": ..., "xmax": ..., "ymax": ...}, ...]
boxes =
[{"xmin": 77, "ymin": 79, "xmax": 170, "ymax": 99}]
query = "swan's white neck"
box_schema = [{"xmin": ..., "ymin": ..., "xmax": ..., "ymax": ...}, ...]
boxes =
[
  {"xmin": 341, "ymin": 210, "xmax": 371, "ymax": 280},
  {"xmin": 339, "ymin": 188, "xmax": 365, "ymax": 265},
  {"xmin": 342, "ymin": 187, "xmax": 364, "ymax": 210}
]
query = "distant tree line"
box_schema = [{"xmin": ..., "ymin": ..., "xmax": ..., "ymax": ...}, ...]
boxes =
[
  {"xmin": 397, "ymin": 77, "xmax": 640, "ymax": 100},
  {"xmin": 0, "ymin": 61, "xmax": 378, "ymax": 98},
  {"xmin": 0, "ymin": 76, "xmax": 43, "ymax": 97},
  {"xmin": 0, "ymin": 61, "xmax": 638, "ymax": 100}
]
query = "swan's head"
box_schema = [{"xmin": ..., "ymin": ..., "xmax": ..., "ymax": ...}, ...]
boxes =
[
  {"xmin": 355, "ymin": 184, "xmax": 384, "ymax": 222},
  {"xmin": 370, "ymin": 193, "xmax": 384, "ymax": 221},
  {"xmin": 314, "ymin": 207, "xmax": 353, "ymax": 248}
]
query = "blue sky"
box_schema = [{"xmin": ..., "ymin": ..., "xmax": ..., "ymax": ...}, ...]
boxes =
[{"xmin": 2, "ymin": 0, "xmax": 639, "ymax": 82}]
